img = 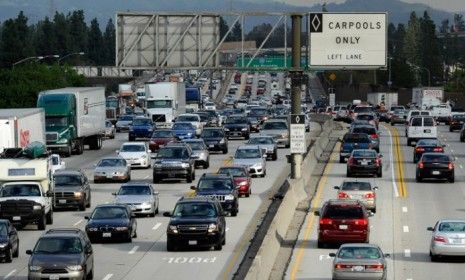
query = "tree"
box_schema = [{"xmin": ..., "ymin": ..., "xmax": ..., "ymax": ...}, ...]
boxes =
[
  {"xmin": 87, "ymin": 18, "xmax": 103, "ymax": 65},
  {"xmin": 403, "ymin": 12, "xmax": 422, "ymax": 85},
  {"xmin": 419, "ymin": 11, "xmax": 443, "ymax": 86},
  {"xmin": 53, "ymin": 12, "xmax": 71, "ymax": 56},
  {"xmin": 103, "ymin": 19, "xmax": 116, "ymax": 65},
  {"xmin": 246, "ymin": 23, "xmax": 273, "ymax": 47},
  {"xmin": 453, "ymin": 14, "xmax": 465, "ymax": 32},
  {"xmin": 34, "ymin": 17, "xmax": 57, "ymax": 56},
  {"xmin": 230, "ymin": 22, "xmax": 242, "ymax": 42},
  {"xmin": 0, "ymin": 11, "xmax": 34, "ymax": 67},
  {"xmin": 219, "ymin": 17, "xmax": 229, "ymax": 40},
  {"xmin": 68, "ymin": 10, "xmax": 88, "ymax": 54}
]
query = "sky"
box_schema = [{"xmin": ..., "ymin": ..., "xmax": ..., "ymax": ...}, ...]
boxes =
[{"xmin": 279, "ymin": 0, "xmax": 465, "ymax": 12}]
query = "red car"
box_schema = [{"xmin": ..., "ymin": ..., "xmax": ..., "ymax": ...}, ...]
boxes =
[
  {"xmin": 217, "ymin": 166, "xmax": 252, "ymax": 197},
  {"xmin": 149, "ymin": 130, "xmax": 177, "ymax": 152},
  {"xmin": 315, "ymin": 199, "xmax": 372, "ymax": 248}
]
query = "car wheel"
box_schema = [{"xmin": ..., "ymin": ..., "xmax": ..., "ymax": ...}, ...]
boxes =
[
  {"xmin": 272, "ymin": 152, "xmax": 278, "ymax": 161},
  {"xmin": 126, "ymin": 233, "xmax": 132, "ymax": 243},
  {"xmin": 87, "ymin": 268, "xmax": 94, "ymax": 280},
  {"xmin": 204, "ymin": 160, "xmax": 210, "ymax": 169},
  {"xmin": 133, "ymin": 229, "xmax": 137, "ymax": 238},
  {"xmin": 450, "ymin": 127, "xmax": 453, "ymax": 132},
  {"xmin": 5, "ymin": 248, "xmax": 12, "ymax": 263},
  {"xmin": 430, "ymin": 252, "xmax": 439, "ymax": 262},
  {"xmin": 339, "ymin": 156, "xmax": 345, "ymax": 163},
  {"xmin": 346, "ymin": 170, "xmax": 351, "ymax": 177},
  {"xmin": 449, "ymin": 176, "xmax": 455, "ymax": 183},
  {"xmin": 317, "ymin": 240, "xmax": 325, "ymax": 248},
  {"xmin": 461, "ymin": 137, "xmax": 464, "ymax": 142},
  {"xmin": 38, "ymin": 214, "xmax": 46, "ymax": 230},
  {"xmin": 377, "ymin": 169, "xmax": 382, "ymax": 178},
  {"xmin": 186, "ymin": 173, "xmax": 193, "ymax": 183},
  {"xmin": 46, "ymin": 209, "xmax": 53, "ymax": 225},
  {"xmin": 167, "ymin": 239, "xmax": 175, "ymax": 252},
  {"xmin": 416, "ymin": 175, "xmax": 423, "ymax": 183},
  {"xmin": 222, "ymin": 234, "xmax": 226, "ymax": 245},
  {"xmin": 407, "ymin": 138, "xmax": 412, "ymax": 146},
  {"xmin": 231, "ymin": 209, "xmax": 238, "ymax": 217},
  {"xmin": 214, "ymin": 242, "xmax": 223, "ymax": 251},
  {"xmin": 245, "ymin": 191, "xmax": 250, "ymax": 198},
  {"xmin": 222, "ymin": 148, "xmax": 228, "ymax": 154},
  {"xmin": 86, "ymin": 195, "xmax": 91, "ymax": 208},
  {"xmin": 79, "ymin": 200, "xmax": 86, "ymax": 211},
  {"xmin": 129, "ymin": 136, "xmax": 135, "ymax": 141},
  {"xmin": 13, "ymin": 241, "xmax": 19, "ymax": 258}
]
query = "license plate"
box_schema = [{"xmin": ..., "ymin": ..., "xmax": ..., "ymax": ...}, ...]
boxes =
[
  {"xmin": 188, "ymin": 240, "xmax": 197, "ymax": 245},
  {"xmin": 59, "ymin": 199, "xmax": 66, "ymax": 204},
  {"xmin": 49, "ymin": 275, "xmax": 60, "ymax": 280},
  {"xmin": 353, "ymin": 265, "xmax": 365, "ymax": 272},
  {"xmin": 209, "ymin": 145, "xmax": 215, "ymax": 148},
  {"xmin": 339, "ymin": 225, "xmax": 348, "ymax": 230},
  {"xmin": 424, "ymin": 129, "xmax": 431, "ymax": 133},
  {"xmin": 432, "ymin": 171, "xmax": 440, "ymax": 175},
  {"xmin": 12, "ymin": 216, "xmax": 21, "ymax": 221},
  {"xmin": 106, "ymin": 174, "xmax": 113, "ymax": 179},
  {"xmin": 452, "ymin": 239, "xmax": 463, "ymax": 244},
  {"xmin": 102, "ymin": 232, "xmax": 111, "ymax": 238}
]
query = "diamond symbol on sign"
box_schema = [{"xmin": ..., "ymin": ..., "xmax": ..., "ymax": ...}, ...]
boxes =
[
  {"xmin": 295, "ymin": 116, "xmax": 300, "ymax": 123},
  {"xmin": 312, "ymin": 15, "xmax": 321, "ymax": 32}
]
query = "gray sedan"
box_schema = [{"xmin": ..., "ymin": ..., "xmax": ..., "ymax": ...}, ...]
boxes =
[
  {"xmin": 183, "ymin": 139, "xmax": 210, "ymax": 169},
  {"xmin": 260, "ymin": 120, "xmax": 289, "ymax": 148},
  {"xmin": 246, "ymin": 135, "xmax": 278, "ymax": 161},
  {"xmin": 233, "ymin": 145, "xmax": 267, "ymax": 177},
  {"xmin": 113, "ymin": 183, "xmax": 159, "ymax": 217},
  {"xmin": 330, "ymin": 243, "xmax": 389, "ymax": 280},
  {"xmin": 94, "ymin": 156, "xmax": 131, "ymax": 183},
  {"xmin": 428, "ymin": 219, "xmax": 465, "ymax": 261}
]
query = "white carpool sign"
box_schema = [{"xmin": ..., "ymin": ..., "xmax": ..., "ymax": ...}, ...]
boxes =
[
  {"xmin": 290, "ymin": 114, "xmax": 306, "ymax": 154},
  {"xmin": 309, "ymin": 13, "xmax": 387, "ymax": 69}
]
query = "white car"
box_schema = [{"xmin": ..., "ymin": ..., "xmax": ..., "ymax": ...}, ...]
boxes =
[
  {"xmin": 50, "ymin": 154, "xmax": 66, "ymax": 174},
  {"xmin": 406, "ymin": 116, "xmax": 437, "ymax": 146},
  {"xmin": 204, "ymin": 102, "xmax": 216, "ymax": 111},
  {"xmin": 176, "ymin": 113, "xmax": 203, "ymax": 136},
  {"xmin": 117, "ymin": 142, "xmax": 152, "ymax": 168},
  {"xmin": 233, "ymin": 145, "xmax": 267, "ymax": 177}
]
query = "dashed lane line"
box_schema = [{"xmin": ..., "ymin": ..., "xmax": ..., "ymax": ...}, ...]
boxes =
[
  {"xmin": 403, "ymin": 226, "xmax": 409, "ymax": 233},
  {"xmin": 152, "ymin": 223, "xmax": 162, "ymax": 230},
  {"xmin": 4, "ymin": 269, "xmax": 16, "ymax": 279},
  {"xmin": 404, "ymin": 249, "xmax": 411, "ymax": 258},
  {"xmin": 102, "ymin": 274, "xmax": 113, "ymax": 280},
  {"xmin": 128, "ymin": 246, "xmax": 139, "ymax": 255}
]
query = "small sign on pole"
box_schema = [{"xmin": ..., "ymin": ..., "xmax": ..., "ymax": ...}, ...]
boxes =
[{"xmin": 290, "ymin": 114, "xmax": 306, "ymax": 154}]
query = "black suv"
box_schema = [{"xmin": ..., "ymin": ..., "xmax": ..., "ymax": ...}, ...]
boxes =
[
  {"xmin": 201, "ymin": 127, "xmax": 228, "ymax": 154},
  {"xmin": 0, "ymin": 219, "xmax": 19, "ymax": 263},
  {"xmin": 223, "ymin": 115, "xmax": 250, "ymax": 140},
  {"xmin": 191, "ymin": 173, "xmax": 239, "ymax": 216},
  {"xmin": 163, "ymin": 197, "xmax": 226, "ymax": 251},
  {"xmin": 27, "ymin": 228, "xmax": 94, "ymax": 279},
  {"xmin": 53, "ymin": 170, "xmax": 92, "ymax": 211},
  {"xmin": 153, "ymin": 143, "xmax": 196, "ymax": 183}
]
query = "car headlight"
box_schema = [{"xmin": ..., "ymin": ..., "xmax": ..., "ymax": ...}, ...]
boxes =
[
  {"xmin": 225, "ymin": 194, "xmax": 235, "ymax": 200},
  {"xmin": 219, "ymin": 138, "xmax": 225, "ymax": 144},
  {"xmin": 74, "ymin": 192, "xmax": 83, "ymax": 198},
  {"xmin": 154, "ymin": 163, "xmax": 163, "ymax": 168},
  {"xmin": 208, "ymin": 223, "xmax": 218, "ymax": 233},
  {"xmin": 33, "ymin": 205, "xmax": 42, "ymax": 210},
  {"xmin": 0, "ymin": 243, "xmax": 8, "ymax": 248},
  {"xmin": 29, "ymin": 266, "xmax": 42, "ymax": 272},
  {"xmin": 141, "ymin": 154, "xmax": 147, "ymax": 159},
  {"xmin": 187, "ymin": 132, "xmax": 192, "ymax": 136},
  {"xmin": 168, "ymin": 225, "xmax": 178, "ymax": 234},
  {"xmin": 87, "ymin": 227, "xmax": 98, "ymax": 231},
  {"xmin": 282, "ymin": 133, "xmax": 288, "ymax": 139},
  {"xmin": 141, "ymin": 202, "xmax": 151, "ymax": 207},
  {"xmin": 67, "ymin": 265, "xmax": 83, "ymax": 271},
  {"xmin": 148, "ymin": 127, "xmax": 154, "ymax": 131},
  {"xmin": 224, "ymin": 128, "xmax": 230, "ymax": 131},
  {"xmin": 252, "ymin": 163, "xmax": 262, "ymax": 168},
  {"xmin": 241, "ymin": 128, "xmax": 248, "ymax": 131},
  {"xmin": 181, "ymin": 162, "xmax": 190, "ymax": 168},
  {"xmin": 115, "ymin": 226, "xmax": 128, "ymax": 231},
  {"xmin": 115, "ymin": 172, "xmax": 124, "ymax": 176},
  {"xmin": 129, "ymin": 127, "xmax": 134, "ymax": 131}
]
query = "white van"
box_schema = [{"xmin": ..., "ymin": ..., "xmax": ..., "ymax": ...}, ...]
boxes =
[{"xmin": 406, "ymin": 116, "xmax": 437, "ymax": 146}]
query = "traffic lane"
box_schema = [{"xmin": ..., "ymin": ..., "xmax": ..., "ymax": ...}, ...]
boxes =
[
  {"xmin": 286, "ymin": 125, "xmax": 397, "ymax": 280},
  {"xmin": 389, "ymin": 125, "xmax": 465, "ymax": 280}
]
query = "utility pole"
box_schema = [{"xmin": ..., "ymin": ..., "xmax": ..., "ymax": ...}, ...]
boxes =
[{"xmin": 290, "ymin": 14, "xmax": 303, "ymax": 179}]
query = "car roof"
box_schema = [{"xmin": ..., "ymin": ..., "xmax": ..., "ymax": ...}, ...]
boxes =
[
  {"xmin": 122, "ymin": 142, "xmax": 146, "ymax": 145},
  {"xmin": 178, "ymin": 196, "xmax": 218, "ymax": 203},
  {"xmin": 43, "ymin": 228, "xmax": 84, "ymax": 238},
  {"xmin": 94, "ymin": 204, "xmax": 128, "ymax": 209},
  {"xmin": 54, "ymin": 170, "xmax": 83, "ymax": 176},
  {"xmin": 339, "ymin": 243, "xmax": 381, "ymax": 249},
  {"xmin": 200, "ymin": 173, "xmax": 232, "ymax": 180},
  {"xmin": 120, "ymin": 183, "xmax": 151, "ymax": 187},
  {"xmin": 99, "ymin": 156, "xmax": 125, "ymax": 160},
  {"xmin": 237, "ymin": 145, "xmax": 260, "ymax": 150},
  {"xmin": 325, "ymin": 199, "xmax": 364, "ymax": 206}
]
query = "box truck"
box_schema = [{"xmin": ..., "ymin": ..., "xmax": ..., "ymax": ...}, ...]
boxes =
[
  {"xmin": 412, "ymin": 87, "xmax": 444, "ymax": 109},
  {"xmin": 185, "ymin": 87, "xmax": 202, "ymax": 111},
  {"xmin": 0, "ymin": 108, "xmax": 46, "ymax": 153},
  {"xmin": 367, "ymin": 92, "xmax": 398, "ymax": 108},
  {"xmin": 37, "ymin": 87, "xmax": 106, "ymax": 157},
  {"xmin": 145, "ymin": 82, "xmax": 186, "ymax": 128}
]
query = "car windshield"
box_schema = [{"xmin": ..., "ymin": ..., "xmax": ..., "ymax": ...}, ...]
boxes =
[
  {"xmin": 263, "ymin": 122, "xmax": 287, "ymax": 130},
  {"xmin": 341, "ymin": 182, "xmax": 372, "ymax": 191},
  {"xmin": 173, "ymin": 123, "xmax": 194, "ymax": 130},
  {"xmin": 323, "ymin": 206, "xmax": 364, "ymax": 219},
  {"xmin": 173, "ymin": 203, "xmax": 217, "ymax": 217},
  {"xmin": 178, "ymin": 115, "xmax": 199, "ymax": 122},
  {"xmin": 422, "ymin": 154, "xmax": 450, "ymax": 162},
  {"xmin": 1, "ymin": 184, "xmax": 41, "ymax": 197},
  {"xmin": 132, "ymin": 118, "xmax": 151, "ymax": 126},
  {"xmin": 226, "ymin": 117, "xmax": 247, "ymax": 124},
  {"xmin": 343, "ymin": 134, "xmax": 370, "ymax": 143},
  {"xmin": 438, "ymin": 222, "xmax": 465, "ymax": 232},
  {"xmin": 152, "ymin": 130, "xmax": 173, "ymax": 138},
  {"xmin": 185, "ymin": 141, "xmax": 205, "ymax": 150},
  {"xmin": 119, "ymin": 115, "xmax": 133, "ymax": 121},
  {"xmin": 106, "ymin": 121, "xmax": 113, "ymax": 128},
  {"xmin": 393, "ymin": 109, "xmax": 405, "ymax": 114},
  {"xmin": 352, "ymin": 127, "xmax": 376, "ymax": 135},
  {"xmin": 218, "ymin": 168, "xmax": 246, "ymax": 177},
  {"xmin": 352, "ymin": 150, "xmax": 377, "ymax": 157},
  {"xmin": 34, "ymin": 237, "xmax": 83, "ymax": 254},
  {"xmin": 249, "ymin": 137, "xmax": 274, "ymax": 144},
  {"xmin": 157, "ymin": 147, "xmax": 189, "ymax": 159},
  {"xmin": 198, "ymin": 179, "xmax": 234, "ymax": 191},
  {"xmin": 417, "ymin": 139, "xmax": 439, "ymax": 146},
  {"xmin": 51, "ymin": 156, "xmax": 60, "ymax": 165},
  {"xmin": 121, "ymin": 144, "xmax": 145, "ymax": 152},
  {"xmin": 250, "ymin": 109, "xmax": 267, "ymax": 115},
  {"xmin": 452, "ymin": 115, "xmax": 465, "ymax": 121},
  {"xmin": 45, "ymin": 116, "xmax": 67, "ymax": 127},
  {"xmin": 118, "ymin": 185, "xmax": 151, "ymax": 195},
  {"xmin": 338, "ymin": 247, "xmax": 381, "ymax": 259},
  {"xmin": 235, "ymin": 149, "xmax": 261, "ymax": 159},
  {"xmin": 54, "ymin": 175, "xmax": 82, "ymax": 186},
  {"xmin": 91, "ymin": 207, "xmax": 128, "ymax": 219},
  {"xmin": 0, "ymin": 224, "xmax": 7, "ymax": 236},
  {"xmin": 97, "ymin": 158, "xmax": 126, "ymax": 167},
  {"xmin": 196, "ymin": 113, "xmax": 209, "ymax": 122},
  {"xmin": 354, "ymin": 107, "xmax": 373, "ymax": 113},
  {"xmin": 202, "ymin": 129, "xmax": 224, "ymax": 138}
]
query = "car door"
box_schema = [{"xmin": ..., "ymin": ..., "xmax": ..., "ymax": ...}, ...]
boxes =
[
  {"xmin": 151, "ymin": 185, "xmax": 159, "ymax": 210},
  {"xmin": 82, "ymin": 174, "xmax": 90, "ymax": 203},
  {"xmin": 82, "ymin": 234, "xmax": 94, "ymax": 273},
  {"xmin": 8, "ymin": 222, "xmax": 18, "ymax": 252}
]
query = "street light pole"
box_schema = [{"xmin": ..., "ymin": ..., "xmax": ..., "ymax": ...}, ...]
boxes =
[
  {"xmin": 58, "ymin": 52, "xmax": 85, "ymax": 63},
  {"xmin": 290, "ymin": 14, "xmax": 302, "ymax": 179},
  {"xmin": 407, "ymin": 61, "xmax": 431, "ymax": 87},
  {"xmin": 12, "ymin": 56, "xmax": 44, "ymax": 67},
  {"xmin": 387, "ymin": 57, "xmax": 393, "ymax": 89}
]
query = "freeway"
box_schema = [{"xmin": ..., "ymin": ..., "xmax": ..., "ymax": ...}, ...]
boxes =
[{"xmin": 285, "ymin": 123, "xmax": 465, "ymax": 280}]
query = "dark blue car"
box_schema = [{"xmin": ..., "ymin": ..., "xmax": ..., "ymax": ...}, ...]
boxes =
[
  {"xmin": 129, "ymin": 117, "xmax": 155, "ymax": 141},
  {"xmin": 172, "ymin": 122, "xmax": 196, "ymax": 140},
  {"xmin": 339, "ymin": 133, "xmax": 372, "ymax": 163}
]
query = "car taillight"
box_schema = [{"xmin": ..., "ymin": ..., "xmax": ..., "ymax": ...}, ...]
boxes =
[
  {"xmin": 348, "ymin": 157, "xmax": 355, "ymax": 166},
  {"xmin": 338, "ymin": 192, "xmax": 349, "ymax": 199},
  {"xmin": 433, "ymin": 147, "xmax": 443, "ymax": 152},
  {"xmin": 448, "ymin": 162, "xmax": 454, "ymax": 170},
  {"xmin": 354, "ymin": 219, "xmax": 368, "ymax": 226},
  {"xmin": 366, "ymin": 264, "xmax": 384, "ymax": 270},
  {"xmin": 375, "ymin": 158, "xmax": 381, "ymax": 167},
  {"xmin": 370, "ymin": 133, "xmax": 379, "ymax": 139},
  {"xmin": 434, "ymin": 236, "xmax": 446, "ymax": 243},
  {"xmin": 319, "ymin": 218, "xmax": 333, "ymax": 225},
  {"xmin": 418, "ymin": 162, "xmax": 424, "ymax": 169},
  {"xmin": 416, "ymin": 147, "xmax": 425, "ymax": 152},
  {"xmin": 335, "ymin": 264, "xmax": 353, "ymax": 269},
  {"xmin": 365, "ymin": 192, "xmax": 376, "ymax": 199},
  {"xmin": 368, "ymin": 144, "xmax": 373, "ymax": 149}
]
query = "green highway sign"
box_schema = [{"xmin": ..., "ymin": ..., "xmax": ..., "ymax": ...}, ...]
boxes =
[{"xmin": 235, "ymin": 56, "xmax": 307, "ymax": 69}]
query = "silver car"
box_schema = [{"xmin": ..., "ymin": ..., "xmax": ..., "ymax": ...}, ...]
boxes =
[
  {"xmin": 115, "ymin": 115, "xmax": 133, "ymax": 132},
  {"xmin": 94, "ymin": 156, "xmax": 131, "ymax": 183},
  {"xmin": 334, "ymin": 181, "xmax": 378, "ymax": 212},
  {"xmin": 246, "ymin": 135, "xmax": 278, "ymax": 161},
  {"xmin": 232, "ymin": 145, "xmax": 267, "ymax": 177},
  {"xmin": 113, "ymin": 183, "xmax": 159, "ymax": 217},
  {"xmin": 329, "ymin": 243, "xmax": 389, "ymax": 280},
  {"xmin": 183, "ymin": 139, "xmax": 210, "ymax": 169},
  {"xmin": 260, "ymin": 120, "xmax": 289, "ymax": 148},
  {"xmin": 428, "ymin": 219, "xmax": 465, "ymax": 261},
  {"xmin": 104, "ymin": 120, "xmax": 116, "ymax": 139}
]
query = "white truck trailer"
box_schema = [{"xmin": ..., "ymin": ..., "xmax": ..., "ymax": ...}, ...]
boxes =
[
  {"xmin": 412, "ymin": 87, "xmax": 444, "ymax": 109},
  {"xmin": 145, "ymin": 82, "xmax": 186, "ymax": 128},
  {"xmin": 367, "ymin": 92, "xmax": 398, "ymax": 108}
]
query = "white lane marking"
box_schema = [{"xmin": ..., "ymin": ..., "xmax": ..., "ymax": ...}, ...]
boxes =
[
  {"xmin": 403, "ymin": 226, "xmax": 410, "ymax": 233},
  {"xmin": 451, "ymin": 149, "xmax": 454, "ymax": 153},
  {"xmin": 226, "ymin": 227, "xmax": 230, "ymax": 232},
  {"xmin": 105, "ymin": 201, "xmax": 109, "ymax": 204},
  {"xmin": 144, "ymin": 175, "xmax": 149, "ymax": 179},
  {"xmin": 128, "ymin": 245, "xmax": 139, "ymax": 254},
  {"xmin": 460, "ymin": 165, "xmax": 463, "ymax": 169},
  {"xmin": 152, "ymin": 222, "xmax": 162, "ymax": 230},
  {"xmin": 402, "ymin": 207, "xmax": 408, "ymax": 213},
  {"xmin": 385, "ymin": 126, "xmax": 400, "ymax": 197},
  {"xmin": 102, "ymin": 274, "xmax": 113, "ymax": 280},
  {"xmin": 4, "ymin": 269, "xmax": 16, "ymax": 279},
  {"xmin": 455, "ymin": 157, "xmax": 458, "ymax": 161},
  {"xmin": 73, "ymin": 219, "xmax": 83, "ymax": 226},
  {"xmin": 404, "ymin": 249, "xmax": 411, "ymax": 258}
]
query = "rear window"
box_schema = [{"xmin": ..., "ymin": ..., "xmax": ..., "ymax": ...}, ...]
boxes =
[
  {"xmin": 343, "ymin": 134, "xmax": 370, "ymax": 143},
  {"xmin": 423, "ymin": 118, "xmax": 434, "ymax": 126},
  {"xmin": 352, "ymin": 127, "xmax": 376, "ymax": 134},
  {"xmin": 356, "ymin": 114, "xmax": 374, "ymax": 121},
  {"xmin": 422, "ymin": 154, "xmax": 450, "ymax": 162},
  {"xmin": 411, "ymin": 111, "xmax": 420, "ymax": 116},
  {"xmin": 411, "ymin": 118, "xmax": 422, "ymax": 126},
  {"xmin": 338, "ymin": 247, "xmax": 381, "ymax": 259},
  {"xmin": 323, "ymin": 205, "xmax": 364, "ymax": 219},
  {"xmin": 354, "ymin": 107, "xmax": 373, "ymax": 113},
  {"xmin": 420, "ymin": 111, "xmax": 430, "ymax": 116},
  {"xmin": 352, "ymin": 150, "xmax": 377, "ymax": 157},
  {"xmin": 341, "ymin": 182, "xmax": 372, "ymax": 191}
]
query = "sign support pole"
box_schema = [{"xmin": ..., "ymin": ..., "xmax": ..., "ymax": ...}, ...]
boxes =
[{"xmin": 291, "ymin": 14, "xmax": 303, "ymax": 179}]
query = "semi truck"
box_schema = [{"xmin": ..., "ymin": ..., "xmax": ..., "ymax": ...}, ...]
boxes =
[
  {"xmin": 106, "ymin": 95, "xmax": 126, "ymax": 123},
  {"xmin": 367, "ymin": 92, "xmax": 398, "ymax": 108},
  {"xmin": 185, "ymin": 87, "xmax": 202, "ymax": 111},
  {"xmin": 412, "ymin": 87, "xmax": 444, "ymax": 109},
  {"xmin": 0, "ymin": 108, "xmax": 46, "ymax": 153},
  {"xmin": 119, "ymin": 84, "xmax": 136, "ymax": 107},
  {"xmin": 37, "ymin": 87, "xmax": 106, "ymax": 157},
  {"xmin": 0, "ymin": 145, "xmax": 54, "ymax": 230},
  {"xmin": 145, "ymin": 82, "xmax": 186, "ymax": 128}
]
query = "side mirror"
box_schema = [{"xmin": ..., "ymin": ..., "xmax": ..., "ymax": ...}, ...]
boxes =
[
  {"xmin": 85, "ymin": 247, "xmax": 93, "ymax": 254},
  {"xmin": 116, "ymin": 150, "xmax": 120, "ymax": 154},
  {"xmin": 334, "ymin": 186, "xmax": 340, "ymax": 190},
  {"xmin": 384, "ymin": 253, "xmax": 391, "ymax": 258},
  {"xmin": 427, "ymin": 227, "xmax": 434, "ymax": 231},
  {"xmin": 84, "ymin": 216, "xmax": 90, "ymax": 220},
  {"xmin": 112, "ymin": 125, "xmax": 115, "ymax": 128},
  {"xmin": 314, "ymin": 210, "xmax": 320, "ymax": 216},
  {"xmin": 329, "ymin": 253, "xmax": 336, "ymax": 257},
  {"xmin": 190, "ymin": 186, "xmax": 196, "ymax": 190},
  {"xmin": 368, "ymin": 211, "xmax": 375, "ymax": 217},
  {"xmin": 163, "ymin": 211, "xmax": 172, "ymax": 217},
  {"xmin": 46, "ymin": 190, "xmax": 53, "ymax": 197},
  {"xmin": 111, "ymin": 192, "xmax": 117, "ymax": 196},
  {"xmin": 378, "ymin": 154, "xmax": 383, "ymax": 158},
  {"xmin": 148, "ymin": 149, "xmax": 152, "ymax": 153},
  {"xmin": 373, "ymin": 186, "xmax": 379, "ymax": 190},
  {"xmin": 26, "ymin": 249, "xmax": 33, "ymax": 255}
]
